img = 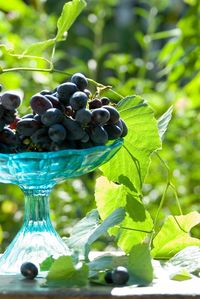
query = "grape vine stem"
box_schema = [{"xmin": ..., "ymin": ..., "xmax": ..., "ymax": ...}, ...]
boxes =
[{"xmin": 0, "ymin": 67, "xmax": 123, "ymax": 100}]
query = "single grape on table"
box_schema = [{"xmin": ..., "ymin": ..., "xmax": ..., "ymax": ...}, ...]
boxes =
[{"xmin": 0, "ymin": 73, "xmax": 128, "ymax": 153}]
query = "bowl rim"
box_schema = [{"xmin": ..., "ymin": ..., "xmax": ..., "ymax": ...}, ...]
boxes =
[{"xmin": 0, "ymin": 138, "xmax": 123, "ymax": 160}]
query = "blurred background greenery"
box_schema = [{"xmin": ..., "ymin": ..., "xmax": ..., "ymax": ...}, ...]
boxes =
[{"xmin": 0, "ymin": 0, "xmax": 199, "ymax": 251}]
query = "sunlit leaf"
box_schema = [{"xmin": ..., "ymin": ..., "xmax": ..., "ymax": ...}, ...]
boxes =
[
  {"xmin": 95, "ymin": 177, "xmax": 153, "ymax": 253},
  {"xmin": 46, "ymin": 256, "xmax": 89, "ymax": 287},
  {"xmin": 128, "ymin": 243, "xmax": 154, "ymax": 285},
  {"xmin": 65, "ymin": 208, "xmax": 125, "ymax": 258},
  {"xmin": 23, "ymin": 39, "xmax": 56, "ymax": 56},
  {"xmin": 152, "ymin": 212, "xmax": 200, "ymax": 259},
  {"xmin": 56, "ymin": 0, "xmax": 86, "ymax": 41},
  {"xmin": 166, "ymin": 246, "xmax": 200, "ymax": 274},
  {"xmin": 100, "ymin": 95, "xmax": 161, "ymax": 193},
  {"xmin": 158, "ymin": 106, "xmax": 173, "ymax": 140}
]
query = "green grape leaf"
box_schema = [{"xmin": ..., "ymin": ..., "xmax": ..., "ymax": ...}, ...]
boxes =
[
  {"xmin": 100, "ymin": 95, "xmax": 161, "ymax": 193},
  {"xmin": 158, "ymin": 106, "xmax": 173, "ymax": 140},
  {"xmin": 152, "ymin": 212, "xmax": 200, "ymax": 259},
  {"xmin": 45, "ymin": 256, "xmax": 89, "ymax": 287},
  {"xmin": 56, "ymin": 0, "xmax": 87, "ymax": 41},
  {"xmin": 95, "ymin": 177, "xmax": 153, "ymax": 253},
  {"xmin": 128, "ymin": 243, "xmax": 154, "ymax": 285},
  {"xmin": 65, "ymin": 208, "xmax": 125, "ymax": 258},
  {"xmin": 40, "ymin": 256, "xmax": 55, "ymax": 272},
  {"xmin": 166, "ymin": 246, "xmax": 200, "ymax": 274},
  {"xmin": 23, "ymin": 39, "xmax": 56, "ymax": 56}
]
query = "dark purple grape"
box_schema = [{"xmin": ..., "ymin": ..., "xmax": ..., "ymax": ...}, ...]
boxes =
[
  {"xmin": 45, "ymin": 95, "xmax": 63, "ymax": 111},
  {"xmin": 88, "ymin": 99, "xmax": 102, "ymax": 109},
  {"xmin": 71, "ymin": 73, "xmax": 88, "ymax": 91},
  {"xmin": 31, "ymin": 128, "xmax": 51, "ymax": 150},
  {"xmin": 91, "ymin": 108, "xmax": 110, "ymax": 125},
  {"xmin": 30, "ymin": 94, "xmax": 53, "ymax": 115},
  {"xmin": 20, "ymin": 262, "xmax": 38, "ymax": 280},
  {"xmin": 0, "ymin": 119, "xmax": 5, "ymax": 131},
  {"xmin": 80, "ymin": 132, "xmax": 90, "ymax": 143},
  {"xmin": 70, "ymin": 91, "xmax": 88, "ymax": 111},
  {"xmin": 22, "ymin": 114, "xmax": 34, "ymax": 119},
  {"xmin": 75, "ymin": 109, "xmax": 92, "ymax": 126},
  {"xmin": 41, "ymin": 108, "xmax": 64, "ymax": 126},
  {"xmin": 64, "ymin": 106, "xmax": 74, "ymax": 117},
  {"xmin": 90, "ymin": 125, "xmax": 108, "ymax": 145},
  {"xmin": 1, "ymin": 92, "xmax": 21, "ymax": 110},
  {"xmin": 111, "ymin": 266, "xmax": 129, "ymax": 285},
  {"xmin": 40, "ymin": 89, "xmax": 53, "ymax": 96},
  {"xmin": 57, "ymin": 82, "xmax": 78, "ymax": 105},
  {"xmin": 33, "ymin": 114, "xmax": 41, "ymax": 122},
  {"xmin": 48, "ymin": 124, "xmax": 67, "ymax": 142},
  {"xmin": 103, "ymin": 105, "xmax": 120, "ymax": 124},
  {"xmin": 3, "ymin": 109, "xmax": 17, "ymax": 124},
  {"xmin": 63, "ymin": 117, "xmax": 85, "ymax": 140},
  {"xmin": 116, "ymin": 119, "xmax": 128, "ymax": 137},
  {"xmin": 104, "ymin": 124, "xmax": 122, "ymax": 140},
  {"xmin": 104, "ymin": 271, "xmax": 113, "ymax": 284},
  {"xmin": 16, "ymin": 118, "xmax": 41, "ymax": 136},
  {"xmin": 0, "ymin": 128, "xmax": 18, "ymax": 147},
  {"xmin": 100, "ymin": 97, "xmax": 110, "ymax": 106},
  {"xmin": 0, "ymin": 104, "xmax": 5, "ymax": 118}
]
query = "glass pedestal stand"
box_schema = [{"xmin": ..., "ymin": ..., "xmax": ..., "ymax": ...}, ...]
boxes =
[{"xmin": 0, "ymin": 139, "xmax": 123, "ymax": 274}]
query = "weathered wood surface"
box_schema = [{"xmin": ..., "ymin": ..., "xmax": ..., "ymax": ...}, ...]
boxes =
[{"xmin": 0, "ymin": 274, "xmax": 199, "ymax": 299}]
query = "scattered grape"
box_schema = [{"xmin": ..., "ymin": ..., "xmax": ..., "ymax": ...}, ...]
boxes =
[
  {"xmin": 111, "ymin": 266, "xmax": 129, "ymax": 285},
  {"xmin": 20, "ymin": 262, "xmax": 38, "ymax": 280}
]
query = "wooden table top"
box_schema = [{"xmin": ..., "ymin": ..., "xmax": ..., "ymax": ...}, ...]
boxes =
[{"xmin": 0, "ymin": 273, "xmax": 199, "ymax": 299}]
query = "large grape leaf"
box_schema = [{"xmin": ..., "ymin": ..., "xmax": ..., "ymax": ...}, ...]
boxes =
[
  {"xmin": 45, "ymin": 256, "xmax": 89, "ymax": 287},
  {"xmin": 65, "ymin": 208, "xmax": 125, "ymax": 258},
  {"xmin": 128, "ymin": 244, "xmax": 154, "ymax": 285},
  {"xmin": 56, "ymin": 0, "xmax": 86, "ymax": 41},
  {"xmin": 100, "ymin": 95, "xmax": 161, "ymax": 193},
  {"xmin": 95, "ymin": 177, "xmax": 153, "ymax": 253},
  {"xmin": 152, "ymin": 212, "xmax": 200, "ymax": 259}
]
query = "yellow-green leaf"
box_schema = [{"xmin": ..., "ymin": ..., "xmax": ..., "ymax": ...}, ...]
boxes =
[
  {"xmin": 56, "ymin": 0, "xmax": 87, "ymax": 41},
  {"xmin": 152, "ymin": 212, "xmax": 200, "ymax": 259}
]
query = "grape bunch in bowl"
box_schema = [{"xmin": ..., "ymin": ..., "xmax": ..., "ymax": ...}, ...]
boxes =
[{"xmin": 0, "ymin": 73, "xmax": 128, "ymax": 153}]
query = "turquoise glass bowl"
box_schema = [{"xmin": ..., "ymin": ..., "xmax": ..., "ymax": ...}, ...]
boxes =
[{"xmin": 0, "ymin": 139, "xmax": 123, "ymax": 274}]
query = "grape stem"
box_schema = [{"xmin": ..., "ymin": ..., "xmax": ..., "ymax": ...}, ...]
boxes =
[{"xmin": 0, "ymin": 67, "xmax": 123, "ymax": 100}]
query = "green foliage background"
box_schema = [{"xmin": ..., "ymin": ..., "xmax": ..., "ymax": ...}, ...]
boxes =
[{"xmin": 0, "ymin": 0, "xmax": 199, "ymax": 251}]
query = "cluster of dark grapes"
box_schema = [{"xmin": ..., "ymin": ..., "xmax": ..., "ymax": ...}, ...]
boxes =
[{"xmin": 0, "ymin": 73, "xmax": 128, "ymax": 153}]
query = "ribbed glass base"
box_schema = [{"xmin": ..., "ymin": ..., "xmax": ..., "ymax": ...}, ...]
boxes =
[{"xmin": 0, "ymin": 188, "xmax": 69, "ymax": 275}]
